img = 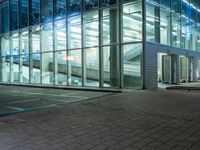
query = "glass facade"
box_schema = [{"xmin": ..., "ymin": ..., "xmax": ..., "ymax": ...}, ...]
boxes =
[
  {"xmin": 0, "ymin": 0, "xmax": 199, "ymax": 89},
  {"xmin": 146, "ymin": 0, "xmax": 200, "ymax": 51},
  {"xmin": 0, "ymin": 0, "xmax": 143, "ymax": 89}
]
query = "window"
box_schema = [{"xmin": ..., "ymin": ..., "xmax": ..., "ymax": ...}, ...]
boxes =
[
  {"xmin": 102, "ymin": 7, "xmax": 118, "ymax": 45},
  {"xmin": 123, "ymin": 43, "xmax": 142, "ymax": 88},
  {"xmin": 20, "ymin": 0, "xmax": 28, "ymax": 28},
  {"xmin": 83, "ymin": 0, "xmax": 98, "ymax": 11},
  {"xmin": 54, "ymin": 0, "xmax": 66, "ymax": 20},
  {"xmin": 40, "ymin": 0, "xmax": 53, "ymax": 23},
  {"xmin": 122, "ymin": 1, "xmax": 142, "ymax": 42},
  {"xmin": 146, "ymin": 3, "xmax": 159, "ymax": 42},
  {"xmin": 83, "ymin": 12, "xmax": 99, "ymax": 47},
  {"xmin": 160, "ymin": 8, "xmax": 170, "ymax": 45},
  {"xmin": 30, "ymin": 0, "xmax": 40, "ymax": 25},
  {"xmin": 10, "ymin": 0, "xmax": 19, "ymax": 31},
  {"xmin": 55, "ymin": 19, "xmax": 66, "ymax": 51},
  {"xmin": 0, "ymin": 1, "xmax": 9, "ymax": 33},
  {"xmin": 68, "ymin": 15, "xmax": 82, "ymax": 49},
  {"xmin": 68, "ymin": 0, "xmax": 81, "ymax": 16}
]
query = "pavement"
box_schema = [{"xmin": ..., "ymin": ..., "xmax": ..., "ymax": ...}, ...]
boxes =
[{"xmin": 0, "ymin": 85, "xmax": 200, "ymax": 150}]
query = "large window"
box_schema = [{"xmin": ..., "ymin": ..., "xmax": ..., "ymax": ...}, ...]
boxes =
[
  {"xmin": 10, "ymin": 0, "xmax": 18, "ymax": 31},
  {"xmin": 84, "ymin": 48, "xmax": 99, "ymax": 87},
  {"xmin": 160, "ymin": 8, "xmax": 171, "ymax": 45},
  {"xmin": 83, "ymin": 0, "xmax": 98, "ymax": 11},
  {"xmin": 41, "ymin": 23, "xmax": 53, "ymax": 52},
  {"xmin": 31, "ymin": 26, "xmax": 40, "ymax": 53},
  {"xmin": 122, "ymin": 1, "xmax": 142, "ymax": 42},
  {"xmin": 30, "ymin": 0, "xmax": 40, "ymax": 25},
  {"xmin": 54, "ymin": 0, "xmax": 66, "ymax": 20},
  {"xmin": 102, "ymin": 7, "xmax": 118, "ymax": 45},
  {"xmin": 172, "ymin": 14, "xmax": 181, "ymax": 47},
  {"xmin": 83, "ymin": 12, "xmax": 99, "ymax": 47},
  {"xmin": 123, "ymin": 43, "xmax": 142, "ymax": 88},
  {"xmin": 20, "ymin": 0, "xmax": 28, "ymax": 28},
  {"xmin": 1, "ymin": 1, "xmax": 9, "ymax": 33},
  {"xmin": 102, "ymin": 46, "xmax": 119, "ymax": 87},
  {"xmin": 55, "ymin": 19, "xmax": 66, "ymax": 51},
  {"xmin": 68, "ymin": 49, "xmax": 82, "ymax": 86},
  {"xmin": 68, "ymin": 15, "xmax": 82, "ymax": 49},
  {"xmin": 55, "ymin": 51, "xmax": 67, "ymax": 85},
  {"xmin": 68, "ymin": 0, "xmax": 81, "ymax": 16},
  {"xmin": 146, "ymin": 3, "xmax": 159, "ymax": 42},
  {"xmin": 40, "ymin": 0, "xmax": 53, "ymax": 23}
]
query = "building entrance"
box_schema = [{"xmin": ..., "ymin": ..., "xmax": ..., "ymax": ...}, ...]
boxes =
[{"xmin": 158, "ymin": 53, "xmax": 177, "ymax": 87}]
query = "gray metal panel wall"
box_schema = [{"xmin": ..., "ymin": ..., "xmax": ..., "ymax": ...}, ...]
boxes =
[{"xmin": 144, "ymin": 42, "xmax": 200, "ymax": 89}]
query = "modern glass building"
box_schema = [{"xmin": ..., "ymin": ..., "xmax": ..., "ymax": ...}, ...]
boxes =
[{"xmin": 0, "ymin": 0, "xmax": 200, "ymax": 89}]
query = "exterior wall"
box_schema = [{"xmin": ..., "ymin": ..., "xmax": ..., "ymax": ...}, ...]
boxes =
[{"xmin": 144, "ymin": 42, "xmax": 200, "ymax": 89}]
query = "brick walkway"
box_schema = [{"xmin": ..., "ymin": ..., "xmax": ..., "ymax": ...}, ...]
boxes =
[{"xmin": 0, "ymin": 86, "xmax": 200, "ymax": 150}]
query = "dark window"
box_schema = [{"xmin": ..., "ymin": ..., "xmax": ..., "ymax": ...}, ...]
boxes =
[
  {"xmin": 83, "ymin": 0, "xmax": 98, "ymax": 11},
  {"xmin": 0, "ymin": 1, "xmax": 9, "ymax": 33},
  {"xmin": 40, "ymin": 0, "xmax": 53, "ymax": 23},
  {"xmin": 101, "ymin": 0, "xmax": 117, "ymax": 7},
  {"xmin": 160, "ymin": 0, "xmax": 170, "ymax": 8},
  {"xmin": 54, "ymin": 0, "xmax": 66, "ymax": 20},
  {"xmin": 20, "ymin": 0, "xmax": 28, "ymax": 28},
  {"xmin": 172, "ymin": 0, "xmax": 181, "ymax": 14},
  {"xmin": 10, "ymin": 0, "xmax": 19, "ymax": 31},
  {"xmin": 30, "ymin": 0, "xmax": 40, "ymax": 25},
  {"xmin": 68, "ymin": 0, "xmax": 81, "ymax": 16}
]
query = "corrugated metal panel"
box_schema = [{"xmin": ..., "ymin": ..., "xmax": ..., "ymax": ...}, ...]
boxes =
[{"xmin": 144, "ymin": 42, "xmax": 200, "ymax": 89}]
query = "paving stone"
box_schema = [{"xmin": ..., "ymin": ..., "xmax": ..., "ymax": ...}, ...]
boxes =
[{"xmin": 0, "ymin": 86, "xmax": 200, "ymax": 150}]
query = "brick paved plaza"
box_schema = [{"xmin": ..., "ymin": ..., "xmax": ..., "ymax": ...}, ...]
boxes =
[{"xmin": 0, "ymin": 85, "xmax": 200, "ymax": 150}]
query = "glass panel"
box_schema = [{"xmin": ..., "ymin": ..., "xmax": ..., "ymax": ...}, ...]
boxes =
[
  {"xmin": 40, "ymin": 0, "xmax": 53, "ymax": 23},
  {"xmin": 182, "ymin": 0, "xmax": 191, "ymax": 19},
  {"xmin": 101, "ymin": 0, "xmax": 117, "ymax": 7},
  {"xmin": 55, "ymin": 51, "xmax": 67, "ymax": 85},
  {"xmin": 160, "ymin": 9, "xmax": 171, "ymax": 45},
  {"xmin": 21, "ymin": 54, "xmax": 29, "ymax": 83},
  {"xmin": 68, "ymin": 0, "xmax": 81, "ymax": 16},
  {"xmin": 172, "ymin": 14, "xmax": 181, "ymax": 47},
  {"xmin": 1, "ymin": 34, "xmax": 10, "ymax": 56},
  {"xmin": 172, "ymin": 0, "xmax": 181, "ymax": 14},
  {"xmin": 102, "ymin": 7, "xmax": 118, "ymax": 45},
  {"xmin": 41, "ymin": 23, "xmax": 53, "ymax": 52},
  {"xmin": 41, "ymin": 52, "xmax": 54, "ymax": 84},
  {"xmin": 0, "ymin": 1, "xmax": 9, "ymax": 33},
  {"xmin": 54, "ymin": 0, "xmax": 66, "ymax": 20},
  {"xmin": 68, "ymin": 15, "xmax": 82, "ymax": 49},
  {"xmin": 181, "ymin": 17, "xmax": 190, "ymax": 49},
  {"xmin": 191, "ymin": 22, "xmax": 196, "ymax": 51},
  {"xmin": 83, "ymin": 12, "xmax": 99, "ymax": 47},
  {"xmin": 68, "ymin": 49, "xmax": 82, "ymax": 86},
  {"xmin": 30, "ymin": 53, "xmax": 41, "ymax": 84},
  {"xmin": 10, "ymin": 32, "xmax": 19, "ymax": 56},
  {"xmin": 122, "ymin": 1, "xmax": 142, "ymax": 42},
  {"xmin": 102, "ymin": 46, "xmax": 119, "ymax": 87},
  {"xmin": 20, "ymin": 29, "xmax": 29, "ymax": 55},
  {"xmin": 197, "ymin": 34, "xmax": 200, "ymax": 52},
  {"xmin": 31, "ymin": 26, "xmax": 40, "ymax": 53},
  {"xmin": 160, "ymin": 0, "xmax": 171, "ymax": 8},
  {"xmin": 146, "ymin": 3, "xmax": 159, "ymax": 42},
  {"xmin": 10, "ymin": 0, "xmax": 19, "ymax": 31},
  {"xmin": 55, "ymin": 19, "xmax": 66, "ymax": 51},
  {"xmin": 13, "ymin": 54, "xmax": 20, "ymax": 82},
  {"xmin": 83, "ymin": 0, "xmax": 98, "ymax": 11},
  {"xmin": 1, "ymin": 57, "xmax": 10, "ymax": 82},
  {"xmin": 84, "ymin": 47, "xmax": 99, "ymax": 87},
  {"xmin": 123, "ymin": 43, "xmax": 142, "ymax": 88},
  {"xmin": 20, "ymin": 0, "xmax": 28, "ymax": 28},
  {"xmin": 30, "ymin": 0, "xmax": 40, "ymax": 25}
]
